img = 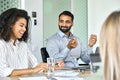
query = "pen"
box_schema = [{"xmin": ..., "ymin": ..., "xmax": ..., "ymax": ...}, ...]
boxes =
[{"xmin": 55, "ymin": 63, "xmax": 58, "ymax": 65}]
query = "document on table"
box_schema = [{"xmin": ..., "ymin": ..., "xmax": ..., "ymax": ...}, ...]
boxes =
[
  {"xmin": 54, "ymin": 77, "xmax": 84, "ymax": 80},
  {"xmin": 19, "ymin": 76, "xmax": 48, "ymax": 80},
  {"xmin": 19, "ymin": 70, "xmax": 83, "ymax": 80},
  {"xmin": 54, "ymin": 70, "xmax": 79, "ymax": 77},
  {"xmin": 19, "ymin": 76, "xmax": 83, "ymax": 80}
]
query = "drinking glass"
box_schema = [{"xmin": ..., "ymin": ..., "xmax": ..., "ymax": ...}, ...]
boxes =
[{"xmin": 47, "ymin": 58, "xmax": 55, "ymax": 79}]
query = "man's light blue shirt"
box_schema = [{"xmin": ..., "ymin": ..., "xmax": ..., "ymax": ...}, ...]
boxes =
[{"xmin": 46, "ymin": 31, "xmax": 93, "ymax": 68}]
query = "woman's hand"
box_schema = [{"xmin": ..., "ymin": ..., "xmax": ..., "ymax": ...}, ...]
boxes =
[{"xmin": 33, "ymin": 62, "xmax": 47, "ymax": 73}]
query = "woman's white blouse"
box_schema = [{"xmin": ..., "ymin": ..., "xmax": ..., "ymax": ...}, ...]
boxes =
[{"xmin": 0, "ymin": 39, "xmax": 38, "ymax": 77}]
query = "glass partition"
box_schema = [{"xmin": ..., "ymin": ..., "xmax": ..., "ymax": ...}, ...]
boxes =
[
  {"xmin": 43, "ymin": 0, "xmax": 71, "ymax": 46},
  {"xmin": 0, "ymin": 0, "xmax": 21, "ymax": 14}
]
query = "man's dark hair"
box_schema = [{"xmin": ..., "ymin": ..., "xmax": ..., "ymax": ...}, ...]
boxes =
[
  {"xmin": 0, "ymin": 8, "xmax": 30, "ymax": 42},
  {"xmin": 59, "ymin": 11, "xmax": 74, "ymax": 21}
]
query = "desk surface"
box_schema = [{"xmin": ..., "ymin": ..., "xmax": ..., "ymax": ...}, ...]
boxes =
[{"xmin": 0, "ymin": 69, "xmax": 100, "ymax": 80}]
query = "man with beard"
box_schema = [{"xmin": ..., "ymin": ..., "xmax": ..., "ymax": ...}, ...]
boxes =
[{"xmin": 46, "ymin": 11, "xmax": 97, "ymax": 68}]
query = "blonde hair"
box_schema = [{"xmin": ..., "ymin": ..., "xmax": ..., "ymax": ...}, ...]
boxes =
[{"xmin": 100, "ymin": 11, "xmax": 120, "ymax": 80}]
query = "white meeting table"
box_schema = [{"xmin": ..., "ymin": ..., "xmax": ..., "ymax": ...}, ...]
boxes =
[{"xmin": 0, "ymin": 69, "xmax": 96, "ymax": 80}]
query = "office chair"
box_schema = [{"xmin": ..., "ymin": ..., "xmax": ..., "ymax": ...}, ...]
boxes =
[{"xmin": 40, "ymin": 47, "xmax": 49, "ymax": 62}]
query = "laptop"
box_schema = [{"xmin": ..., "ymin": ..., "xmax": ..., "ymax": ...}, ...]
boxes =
[
  {"xmin": 73, "ymin": 47, "xmax": 101, "ymax": 71},
  {"xmin": 95, "ymin": 46, "xmax": 100, "ymax": 54},
  {"xmin": 90, "ymin": 48, "xmax": 101, "ymax": 72}
]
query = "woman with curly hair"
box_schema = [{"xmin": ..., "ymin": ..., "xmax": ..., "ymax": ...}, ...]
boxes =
[{"xmin": 0, "ymin": 8, "xmax": 47, "ymax": 77}]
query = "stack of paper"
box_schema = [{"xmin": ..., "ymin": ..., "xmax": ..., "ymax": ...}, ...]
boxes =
[
  {"xmin": 54, "ymin": 70, "xmax": 79, "ymax": 77},
  {"xmin": 19, "ymin": 76, "xmax": 83, "ymax": 80},
  {"xmin": 54, "ymin": 77, "xmax": 84, "ymax": 80},
  {"xmin": 19, "ymin": 76, "xmax": 48, "ymax": 80}
]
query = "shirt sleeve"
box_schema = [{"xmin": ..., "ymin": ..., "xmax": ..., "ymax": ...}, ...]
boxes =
[
  {"xmin": 80, "ymin": 40, "xmax": 93, "ymax": 64},
  {"xmin": 0, "ymin": 41, "xmax": 14, "ymax": 77},
  {"xmin": 46, "ymin": 38, "xmax": 70, "ymax": 63},
  {"xmin": 0, "ymin": 67, "xmax": 14, "ymax": 77},
  {"xmin": 27, "ymin": 46, "xmax": 38, "ymax": 68}
]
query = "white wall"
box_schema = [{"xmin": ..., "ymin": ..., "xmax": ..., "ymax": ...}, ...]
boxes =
[
  {"xmin": 23, "ymin": 0, "xmax": 43, "ymax": 62},
  {"xmin": 88, "ymin": 0, "xmax": 120, "ymax": 51}
]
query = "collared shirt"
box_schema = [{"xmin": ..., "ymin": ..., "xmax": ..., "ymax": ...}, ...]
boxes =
[
  {"xmin": 46, "ymin": 30, "xmax": 93, "ymax": 68},
  {"xmin": 0, "ymin": 39, "xmax": 38, "ymax": 77}
]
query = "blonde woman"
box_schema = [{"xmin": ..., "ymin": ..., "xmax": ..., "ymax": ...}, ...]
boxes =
[{"xmin": 100, "ymin": 11, "xmax": 120, "ymax": 80}]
